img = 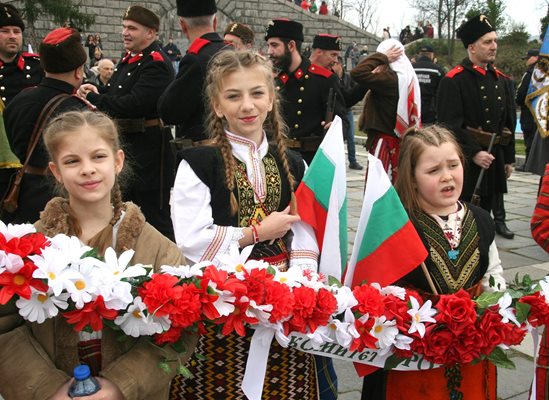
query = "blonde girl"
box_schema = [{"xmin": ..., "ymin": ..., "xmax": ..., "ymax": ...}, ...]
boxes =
[
  {"xmin": 170, "ymin": 50, "xmax": 320, "ymax": 399},
  {"xmin": 0, "ymin": 111, "xmax": 194, "ymax": 400}
]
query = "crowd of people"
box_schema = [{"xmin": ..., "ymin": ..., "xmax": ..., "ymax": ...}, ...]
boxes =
[{"xmin": 0, "ymin": 0, "xmax": 545, "ymax": 398}]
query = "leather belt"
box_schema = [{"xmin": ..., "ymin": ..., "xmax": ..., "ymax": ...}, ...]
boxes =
[
  {"xmin": 170, "ymin": 138, "xmax": 215, "ymax": 150},
  {"xmin": 25, "ymin": 165, "xmax": 48, "ymax": 175}
]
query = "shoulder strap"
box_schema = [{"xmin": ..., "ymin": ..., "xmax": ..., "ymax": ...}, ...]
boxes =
[{"xmin": 21, "ymin": 93, "xmax": 70, "ymax": 168}]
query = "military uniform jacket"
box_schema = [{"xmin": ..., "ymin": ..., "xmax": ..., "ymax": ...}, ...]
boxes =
[
  {"xmin": 158, "ymin": 32, "xmax": 227, "ymax": 141},
  {"xmin": 516, "ymin": 64, "xmax": 536, "ymax": 134},
  {"xmin": 412, "ymin": 55, "xmax": 445, "ymax": 124},
  {"xmin": 5, "ymin": 78, "xmax": 89, "ymax": 168},
  {"xmin": 276, "ymin": 58, "xmax": 348, "ymax": 141},
  {"xmin": 0, "ymin": 52, "xmax": 44, "ymax": 105},
  {"xmin": 86, "ymin": 41, "xmax": 174, "ymax": 187},
  {"xmin": 437, "ymin": 58, "xmax": 515, "ymax": 197}
]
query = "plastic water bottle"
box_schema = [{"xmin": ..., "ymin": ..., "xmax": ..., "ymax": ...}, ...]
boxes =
[{"xmin": 68, "ymin": 364, "xmax": 101, "ymax": 398}]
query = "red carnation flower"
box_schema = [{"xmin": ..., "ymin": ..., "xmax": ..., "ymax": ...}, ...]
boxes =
[
  {"xmin": 138, "ymin": 273, "xmax": 183, "ymax": 318},
  {"xmin": 169, "ymin": 283, "xmax": 202, "ymax": 329},
  {"xmin": 287, "ymin": 286, "xmax": 317, "ymax": 333},
  {"xmin": 311, "ymin": 288, "xmax": 337, "ymax": 331},
  {"xmin": 352, "ymin": 285, "xmax": 384, "ymax": 318},
  {"xmin": 265, "ymin": 280, "xmax": 294, "ymax": 323},
  {"xmin": 349, "ymin": 316, "xmax": 376, "ymax": 352},
  {"xmin": 63, "ymin": 295, "xmax": 117, "ymax": 332},
  {"xmin": 242, "ymin": 267, "xmax": 274, "ymax": 304}
]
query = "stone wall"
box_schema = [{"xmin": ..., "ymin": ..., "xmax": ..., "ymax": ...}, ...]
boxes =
[{"xmin": 9, "ymin": 0, "xmax": 379, "ymax": 61}]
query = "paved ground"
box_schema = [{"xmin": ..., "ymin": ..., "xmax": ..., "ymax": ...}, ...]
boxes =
[{"xmin": 336, "ymin": 148, "xmax": 547, "ymax": 400}]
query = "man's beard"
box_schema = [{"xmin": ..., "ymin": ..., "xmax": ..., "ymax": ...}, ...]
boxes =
[{"xmin": 270, "ymin": 46, "xmax": 292, "ymax": 73}]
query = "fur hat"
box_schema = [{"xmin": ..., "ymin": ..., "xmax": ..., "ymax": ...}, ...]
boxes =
[
  {"xmin": 0, "ymin": 3, "xmax": 24, "ymax": 31},
  {"xmin": 457, "ymin": 15, "xmax": 495, "ymax": 48},
  {"xmin": 312, "ymin": 34, "xmax": 341, "ymax": 50},
  {"xmin": 176, "ymin": 0, "xmax": 217, "ymax": 17},
  {"xmin": 123, "ymin": 5, "xmax": 160, "ymax": 31},
  {"xmin": 224, "ymin": 22, "xmax": 254, "ymax": 45},
  {"xmin": 265, "ymin": 19, "xmax": 304, "ymax": 42},
  {"xmin": 39, "ymin": 28, "xmax": 87, "ymax": 73}
]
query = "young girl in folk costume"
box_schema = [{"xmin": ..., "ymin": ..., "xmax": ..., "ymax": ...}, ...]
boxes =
[
  {"xmin": 170, "ymin": 50, "xmax": 320, "ymax": 399},
  {"xmin": 351, "ymin": 38, "xmax": 421, "ymax": 183},
  {"xmin": 361, "ymin": 125, "xmax": 506, "ymax": 400},
  {"xmin": 0, "ymin": 111, "xmax": 195, "ymax": 400}
]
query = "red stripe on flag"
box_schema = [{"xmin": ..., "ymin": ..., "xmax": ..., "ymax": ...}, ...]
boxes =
[
  {"xmin": 350, "ymin": 220, "xmax": 427, "ymax": 288},
  {"xmin": 296, "ymin": 183, "xmax": 328, "ymax": 250}
]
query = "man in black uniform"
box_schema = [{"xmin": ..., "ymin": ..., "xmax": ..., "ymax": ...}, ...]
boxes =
[
  {"xmin": 4, "ymin": 27, "xmax": 90, "ymax": 223},
  {"xmin": 437, "ymin": 15, "xmax": 515, "ymax": 237},
  {"xmin": 0, "ymin": 3, "xmax": 44, "ymax": 211},
  {"xmin": 78, "ymin": 6, "xmax": 175, "ymax": 239},
  {"xmin": 516, "ymin": 48, "xmax": 539, "ymax": 170},
  {"xmin": 412, "ymin": 44, "xmax": 445, "ymax": 124},
  {"xmin": 265, "ymin": 19, "xmax": 347, "ymax": 164},
  {"xmin": 158, "ymin": 0, "xmax": 227, "ymax": 142}
]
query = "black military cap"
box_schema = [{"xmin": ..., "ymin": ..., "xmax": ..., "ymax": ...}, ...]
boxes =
[
  {"xmin": 522, "ymin": 49, "xmax": 540, "ymax": 59},
  {"xmin": 456, "ymin": 15, "xmax": 495, "ymax": 48},
  {"xmin": 39, "ymin": 28, "xmax": 87, "ymax": 73},
  {"xmin": 419, "ymin": 44, "xmax": 434, "ymax": 53},
  {"xmin": 123, "ymin": 5, "xmax": 160, "ymax": 31},
  {"xmin": 265, "ymin": 19, "xmax": 304, "ymax": 42},
  {"xmin": 177, "ymin": 0, "xmax": 217, "ymax": 17},
  {"xmin": 0, "ymin": 3, "xmax": 24, "ymax": 31},
  {"xmin": 224, "ymin": 22, "xmax": 255, "ymax": 44},
  {"xmin": 312, "ymin": 34, "xmax": 342, "ymax": 50}
]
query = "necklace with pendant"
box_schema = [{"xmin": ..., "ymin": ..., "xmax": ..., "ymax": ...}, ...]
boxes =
[{"xmin": 442, "ymin": 205, "xmax": 461, "ymax": 261}]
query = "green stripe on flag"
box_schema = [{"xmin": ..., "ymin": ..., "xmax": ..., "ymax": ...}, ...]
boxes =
[
  {"xmin": 357, "ymin": 187, "xmax": 409, "ymax": 260},
  {"xmin": 302, "ymin": 149, "xmax": 334, "ymax": 210}
]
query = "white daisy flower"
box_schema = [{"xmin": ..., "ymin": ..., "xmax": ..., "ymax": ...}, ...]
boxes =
[
  {"xmin": 215, "ymin": 243, "xmax": 255, "ymax": 279},
  {"xmin": 245, "ymin": 299, "xmax": 273, "ymax": 323},
  {"xmin": 371, "ymin": 283, "xmax": 407, "ymax": 300},
  {"xmin": 0, "ymin": 220, "xmax": 35, "ymax": 240},
  {"xmin": 324, "ymin": 318, "xmax": 354, "ymax": 348},
  {"xmin": 48, "ymin": 234, "xmax": 92, "ymax": 261},
  {"xmin": 273, "ymin": 265, "xmax": 305, "ymax": 288},
  {"xmin": 101, "ymin": 248, "xmax": 146, "ymax": 281},
  {"xmin": 407, "ymin": 296, "xmax": 437, "ymax": 337},
  {"xmin": 16, "ymin": 289, "xmax": 70, "ymax": 323},
  {"xmin": 394, "ymin": 333, "xmax": 414, "ymax": 351},
  {"xmin": 66, "ymin": 260, "xmax": 101, "ymax": 309},
  {"xmin": 208, "ymin": 281, "xmax": 236, "ymax": 316},
  {"xmin": 161, "ymin": 263, "xmax": 204, "ymax": 279},
  {"xmin": 306, "ymin": 325, "xmax": 334, "ymax": 349},
  {"xmin": 30, "ymin": 247, "xmax": 83, "ymax": 296},
  {"xmin": 115, "ymin": 296, "xmax": 170, "ymax": 337}
]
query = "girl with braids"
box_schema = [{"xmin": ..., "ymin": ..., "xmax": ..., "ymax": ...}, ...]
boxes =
[
  {"xmin": 361, "ymin": 125, "xmax": 505, "ymax": 400},
  {"xmin": 170, "ymin": 50, "xmax": 320, "ymax": 398},
  {"xmin": 0, "ymin": 111, "xmax": 196, "ymax": 400}
]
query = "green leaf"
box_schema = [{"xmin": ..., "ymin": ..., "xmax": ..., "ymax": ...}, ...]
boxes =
[
  {"xmin": 158, "ymin": 361, "xmax": 172, "ymax": 374},
  {"xmin": 474, "ymin": 291, "xmax": 504, "ymax": 308},
  {"xmin": 195, "ymin": 353, "xmax": 208, "ymax": 361},
  {"xmin": 328, "ymin": 275, "xmax": 343, "ymax": 288},
  {"xmin": 487, "ymin": 347, "xmax": 515, "ymax": 369},
  {"xmin": 267, "ymin": 266, "xmax": 277, "ymax": 276},
  {"xmin": 523, "ymin": 275, "xmax": 533, "ymax": 288},
  {"xmin": 515, "ymin": 302, "xmax": 531, "ymax": 324},
  {"xmin": 176, "ymin": 365, "xmax": 193, "ymax": 379},
  {"xmin": 171, "ymin": 340, "xmax": 188, "ymax": 354},
  {"xmin": 383, "ymin": 354, "xmax": 405, "ymax": 370},
  {"xmin": 506, "ymin": 288, "xmax": 526, "ymax": 299},
  {"xmin": 489, "ymin": 275, "xmax": 495, "ymax": 288}
]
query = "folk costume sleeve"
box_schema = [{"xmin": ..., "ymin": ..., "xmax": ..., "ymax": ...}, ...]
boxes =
[
  {"xmin": 171, "ymin": 159, "xmax": 242, "ymax": 263},
  {"xmin": 532, "ymin": 164, "xmax": 549, "ymax": 252},
  {"xmin": 350, "ymin": 52, "xmax": 398, "ymax": 92},
  {"xmin": 482, "ymin": 241, "xmax": 506, "ymax": 292}
]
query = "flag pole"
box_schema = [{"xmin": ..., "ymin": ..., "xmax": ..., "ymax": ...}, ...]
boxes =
[{"xmin": 420, "ymin": 262, "xmax": 438, "ymax": 295}]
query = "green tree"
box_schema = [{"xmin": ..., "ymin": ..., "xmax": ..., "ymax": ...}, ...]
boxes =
[
  {"xmin": 15, "ymin": 0, "xmax": 94, "ymax": 45},
  {"xmin": 466, "ymin": 0, "xmax": 506, "ymax": 32}
]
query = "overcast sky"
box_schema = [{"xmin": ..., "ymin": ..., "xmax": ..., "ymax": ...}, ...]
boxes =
[{"xmin": 361, "ymin": 0, "xmax": 545, "ymax": 39}]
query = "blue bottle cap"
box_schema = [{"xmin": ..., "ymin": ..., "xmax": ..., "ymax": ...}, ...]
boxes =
[{"xmin": 73, "ymin": 364, "xmax": 91, "ymax": 380}]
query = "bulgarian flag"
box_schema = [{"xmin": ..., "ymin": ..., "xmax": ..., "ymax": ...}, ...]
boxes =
[
  {"xmin": 295, "ymin": 116, "xmax": 347, "ymax": 280},
  {"xmin": 344, "ymin": 154, "xmax": 427, "ymax": 288}
]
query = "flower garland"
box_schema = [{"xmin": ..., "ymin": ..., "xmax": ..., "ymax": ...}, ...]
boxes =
[{"xmin": 0, "ymin": 222, "xmax": 542, "ymax": 376}]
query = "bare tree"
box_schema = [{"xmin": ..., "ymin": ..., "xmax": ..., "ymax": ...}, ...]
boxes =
[{"xmin": 351, "ymin": 0, "xmax": 379, "ymax": 32}]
